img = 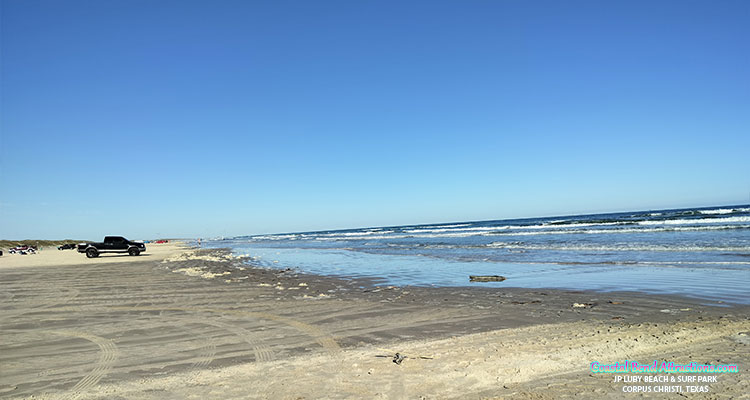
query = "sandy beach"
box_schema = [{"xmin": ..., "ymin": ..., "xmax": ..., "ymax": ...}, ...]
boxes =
[{"xmin": 1, "ymin": 245, "xmax": 748, "ymax": 399}]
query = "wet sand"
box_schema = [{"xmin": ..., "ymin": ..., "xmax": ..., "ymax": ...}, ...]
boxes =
[{"xmin": 1, "ymin": 246, "xmax": 748, "ymax": 399}]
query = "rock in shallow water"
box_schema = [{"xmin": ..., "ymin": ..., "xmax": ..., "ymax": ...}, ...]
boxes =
[{"xmin": 469, "ymin": 275, "xmax": 506, "ymax": 282}]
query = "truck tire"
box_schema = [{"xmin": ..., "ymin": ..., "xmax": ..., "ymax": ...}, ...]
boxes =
[
  {"xmin": 128, "ymin": 247, "xmax": 140, "ymax": 256},
  {"xmin": 86, "ymin": 248, "xmax": 99, "ymax": 258}
]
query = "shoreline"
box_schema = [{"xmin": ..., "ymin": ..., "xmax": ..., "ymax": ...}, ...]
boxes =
[
  {"xmin": 176, "ymin": 247, "xmax": 750, "ymax": 308},
  {"xmin": 1, "ymin": 247, "xmax": 748, "ymax": 398},
  {"xmin": 212, "ymin": 243, "xmax": 750, "ymax": 306}
]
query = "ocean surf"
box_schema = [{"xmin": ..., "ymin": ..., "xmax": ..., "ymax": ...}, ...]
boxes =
[{"xmin": 206, "ymin": 205, "xmax": 750, "ymax": 304}]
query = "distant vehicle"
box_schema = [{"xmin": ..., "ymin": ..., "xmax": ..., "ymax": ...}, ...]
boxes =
[
  {"xmin": 58, "ymin": 243, "xmax": 77, "ymax": 250},
  {"xmin": 9, "ymin": 246, "xmax": 25, "ymax": 254},
  {"xmin": 9, "ymin": 245, "xmax": 36, "ymax": 255},
  {"xmin": 77, "ymin": 236, "xmax": 146, "ymax": 258},
  {"xmin": 154, "ymin": 240, "xmax": 168, "ymax": 244}
]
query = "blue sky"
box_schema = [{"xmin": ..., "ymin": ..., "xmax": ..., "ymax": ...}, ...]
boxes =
[{"xmin": 1, "ymin": 0, "xmax": 748, "ymax": 239}]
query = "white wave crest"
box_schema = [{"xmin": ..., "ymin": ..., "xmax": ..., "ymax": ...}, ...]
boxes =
[
  {"xmin": 638, "ymin": 216, "xmax": 750, "ymax": 225},
  {"xmin": 487, "ymin": 242, "xmax": 750, "ymax": 252},
  {"xmin": 484, "ymin": 224, "xmax": 750, "ymax": 236},
  {"xmin": 700, "ymin": 208, "xmax": 736, "ymax": 214},
  {"xmin": 428, "ymin": 223, "xmax": 472, "ymax": 229},
  {"xmin": 402, "ymin": 226, "xmax": 498, "ymax": 234}
]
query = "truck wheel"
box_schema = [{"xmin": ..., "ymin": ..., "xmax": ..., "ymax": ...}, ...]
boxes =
[
  {"xmin": 128, "ymin": 248, "xmax": 140, "ymax": 256},
  {"xmin": 86, "ymin": 248, "xmax": 99, "ymax": 258}
]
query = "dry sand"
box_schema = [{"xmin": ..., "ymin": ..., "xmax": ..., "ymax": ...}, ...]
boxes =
[
  {"xmin": 0, "ymin": 242, "xmax": 188, "ymax": 269},
  {"xmin": 1, "ymin": 247, "xmax": 748, "ymax": 399}
]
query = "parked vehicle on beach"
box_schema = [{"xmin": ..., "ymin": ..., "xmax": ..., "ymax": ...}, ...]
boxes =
[
  {"xmin": 9, "ymin": 245, "xmax": 36, "ymax": 255},
  {"xmin": 77, "ymin": 236, "xmax": 146, "ymax": 258},
  {"xmin": 58, "ymin": 243, "xmax": 77, "ymax": 250}
]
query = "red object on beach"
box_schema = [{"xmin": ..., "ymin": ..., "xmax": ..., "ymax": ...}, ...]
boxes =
[{"xmin": 155, "ymin": 240, "xmax": 168, "ymax": 244}]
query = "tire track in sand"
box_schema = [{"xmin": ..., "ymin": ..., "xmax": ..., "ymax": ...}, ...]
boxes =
[
  {"xmin": 105, "ymin": 306, "xmax": 360, "ymax": 396},
  {"xmin": 203, "ymin": 318, "xmax": 275, "ymax": 363},
  {"xmin": 47, "ymin": 330, "xmax": 119, "ymax": 400},
  {"xmin": 106, "ymin": 306, "xmax": 341, "ymax": 355},
  {"xmin": 0, "ymin": 265, "xmax": 92, "ymax": 323},
  {"xmin": 0, "ymin": 287, "xmax": 80, "ymax": 323}
]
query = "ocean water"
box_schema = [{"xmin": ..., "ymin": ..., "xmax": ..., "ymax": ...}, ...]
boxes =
[{"xmin": 206, "ymin": 205, "xmax": 750, "ymax": 304}]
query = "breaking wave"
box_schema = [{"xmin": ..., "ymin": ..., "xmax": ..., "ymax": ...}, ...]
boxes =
[{"xmin": 485, "ymin": 225, "xmax": 750, "ymax": 236}]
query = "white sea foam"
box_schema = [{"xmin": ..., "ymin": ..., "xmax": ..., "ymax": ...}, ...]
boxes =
[
  {"xmin": 699, "ymin": 208, "xmax": 736, "ymax": 214},
  {"xmin": 487, "ymin": 242, "xmax": 750, "ymax": 252},
  {"xmin": 404, "ymin": 221, "xmax": 630, "ymax": 234},
  {"xmin": 484, "ymin": 224, "xmax": 750, "ymax": 236},
  {"xmin": 319, "ymin": 231, "xmax": 493, "ymax": 240},
  {"xmin": 315, "ymin": 234, "xmax": 405, "ymax": 241},
  {"xmin": 254, "ymin": 221, "xmax": 750, "ymax": 242},
  {"xmin": 311, "ymin": 230, "xmax": 396, "ymax": 239},
  {"xmin": 252, "ymin": 234, "xmax": 300, "ymax": 240},
  {"xmin": 327, "ymin": 231, "xmax": 395, "ymax": 237},
  {"xmin": 313, "ymin": 223, "xmax": 750, "ymax": 240},
  {"xmin": 638, "ymin": 216, "xmax": 750, "ymax": 225},
  {"xmin": 428, "ymin": 223, "xmax": 472, "ymax": 229},
  {"xmin": 402, "ymin": 226, "xmax": 498, "ymax": 234},
  {"xmin": 248, "ymin": 209, "xmax": 750, "ymax": 242},
  {"xmin": 533, "ymin": 221, "xmax": 628, "ymax": 229}
]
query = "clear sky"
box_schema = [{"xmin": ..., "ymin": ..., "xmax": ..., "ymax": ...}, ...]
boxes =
[{"xmin": 1, "ymin": 0, "xmax": 748, "ymax": 240}]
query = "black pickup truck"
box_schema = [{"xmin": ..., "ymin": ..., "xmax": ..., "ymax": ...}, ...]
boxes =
[{"xmin": 77, "ymin": 236, "xmax": 146, "ymax": 258}]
